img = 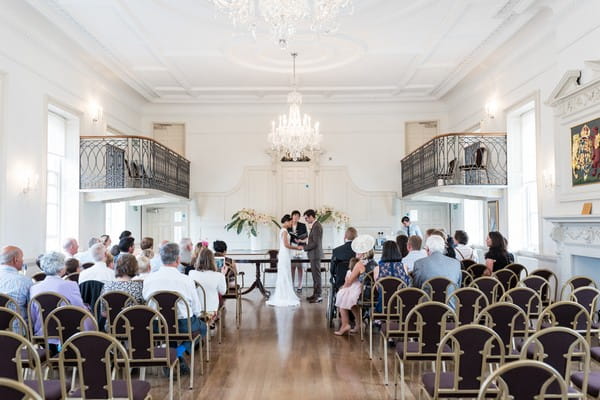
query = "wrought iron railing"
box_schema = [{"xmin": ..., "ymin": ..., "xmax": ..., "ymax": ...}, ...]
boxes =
[
  {"xmin": 80, "ymin": 136, "xmax": 190, "ymax": 199},
  {"xmin": 401, "ymin": 133, "xmax": 507, "ymax": 196}
]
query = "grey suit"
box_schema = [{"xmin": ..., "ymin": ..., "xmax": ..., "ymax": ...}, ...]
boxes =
[
  {"xmin": 412, "ymin": 251, "xmax": 461, "ymax": 296},
  {"xmin": 304, "ymin": 221, "xmax": 324, "ymax": 297}
]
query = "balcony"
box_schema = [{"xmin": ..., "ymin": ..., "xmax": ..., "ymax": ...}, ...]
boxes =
[
  {"xmin": 401, "ymin": 133, "xmax": 507, "ymax": 200},
  {"xmin": 80, "ymin": 136, "xmax": 190, "ymax": 203}
]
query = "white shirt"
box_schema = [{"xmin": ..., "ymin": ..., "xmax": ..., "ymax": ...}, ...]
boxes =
[
  {"xmin": 402, "ymin": 249, "xmax": 428, "ymax": 273},
  {"xmin": 142, "ymin": 266, "xmax": 201, "ymax": 319},
  {"xmin": 74, "ymin": 250, "xmax": 94, "ymax": 265},
  {"xmin": 189, "ymin": 270, "xmax": 226, "ymax": 313},
  {"xmin": 78, "ymin": 261, "xmax": 115, "ymax": 284},
  {"xmin": 150, "ymin": 255, "xmax": 162, "ymax": 272},
  {"xmin": 454, "ymin": 244, "xmax": 479, "ymax": 263}
]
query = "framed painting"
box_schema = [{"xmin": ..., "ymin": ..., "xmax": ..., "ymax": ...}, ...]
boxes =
[
  {"xmin": 487, "ymin": 200, "xmax": 499, "ymax": 233},
  {"xmin": 571, "ymin": 117, "xmax": 600, "ymax": 186}
]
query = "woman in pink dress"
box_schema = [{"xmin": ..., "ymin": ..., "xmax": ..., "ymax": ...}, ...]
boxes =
[{"xmin": 334, "ymin": 234, "xmax": 376, "ymax": 336}]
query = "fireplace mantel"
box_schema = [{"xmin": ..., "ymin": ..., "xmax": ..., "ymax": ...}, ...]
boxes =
[{"xmin": 544, "ymin": 215, "xmax": 600, "ymax": 224}]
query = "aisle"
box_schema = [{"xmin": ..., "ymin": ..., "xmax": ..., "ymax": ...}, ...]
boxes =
[{"xmin": 150, "ymin": 290, "xmax": 394, "ymax": 399}]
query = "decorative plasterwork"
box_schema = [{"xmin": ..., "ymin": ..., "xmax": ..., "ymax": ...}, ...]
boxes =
[
  {"xmin": 546, "ymin": 70, "xmax": 600, "ymax": 118},
  {"xmin": 546, "ymin": 216, "xmax": 600, "ymax": 251}
]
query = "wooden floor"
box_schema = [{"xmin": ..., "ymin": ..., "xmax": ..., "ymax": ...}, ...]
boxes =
[{"xmin": 148, "ymin": 289, "xmax": 400, "ymax": 400}]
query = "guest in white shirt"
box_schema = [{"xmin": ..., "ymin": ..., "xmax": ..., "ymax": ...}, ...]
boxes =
[
  {"xmin": 62, "ymin": 238, "xmax": 79, "ymax": 258},
  {"xmin": 74, "ymin": 237, "xmax": 100, "ymax": 264},
  {"xmin": 150, "ymin": 240, "xmax": 169, "ymax": 272},
  {"xmin": 401, "ymin": 235, "xmax": 428, "ymax": 273},
  {"xmin": 79, "ymin": 243, "xmax": 115, "ymax": 284},
  {"xmin": 453, "ymin": 230, "xmax": 479, "ymax": 263},
  {"xmin": 189, "ymin": 249, "xmax": 226, "ymax": 321},
  {"xmin": 143, "ymin": 242, "xmax": 206, "ymax": 367},
  {"xmin": 399, "ymin": 216, "xmax": 423, "ymax": 238},
  {"xmin": 179, "ymin": 238, "xmax": 194, "ymax": 266},
  {"xmin": 133, "ymin": 255, "xmax": 151, "ymax": 281}
]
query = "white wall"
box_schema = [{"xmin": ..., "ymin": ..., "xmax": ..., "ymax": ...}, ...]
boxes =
[
  {"xmin": 443, "ymin": 1, "xmax": 600, "ymax": 268},
  {"xmin": 0, "ymin": 0, "xmax": 145, "ymax": 258}
]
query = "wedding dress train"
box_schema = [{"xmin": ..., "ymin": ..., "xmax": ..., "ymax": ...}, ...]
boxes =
[{"xmin": 266, "ymin": 228, "xmax": 300, "ymax": 307}]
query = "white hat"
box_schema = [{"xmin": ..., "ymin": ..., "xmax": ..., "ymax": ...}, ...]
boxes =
[{"xmin": 351, "ymin": 235, "xmax": 375, "ymax": 254}]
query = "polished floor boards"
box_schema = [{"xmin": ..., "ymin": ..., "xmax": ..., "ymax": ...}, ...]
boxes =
[{"xmin": 148, "ymin": 290, "xmax": 402, "ymax": 400}]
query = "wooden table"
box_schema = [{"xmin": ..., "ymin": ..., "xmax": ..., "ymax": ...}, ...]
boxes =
[{"xmin": 233, "ymin": 258, "xmax": 331, "ymax": 298}]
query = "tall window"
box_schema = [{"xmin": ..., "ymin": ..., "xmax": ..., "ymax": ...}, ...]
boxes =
[
  {"xmin": 105, "ymin": 202, "xmax": 127, "ymax": 243},
  {"xmin": 507, "ymin": 102, "xmax": 538, "ymax": 253},
  {"xmin": 463, "ymin": 199, "xmax": 485, "ymax": 246},
  {"xmin": 46, "ymin": 112, "xmax": 66, "ymax": 251}
]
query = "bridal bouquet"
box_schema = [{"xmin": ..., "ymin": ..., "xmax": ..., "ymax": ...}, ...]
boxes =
[
  {"xmin": 225, "ymin": 208, "xmax": 279, "ymax": 237},
  {"xmin": 316, "ymin": 206, "xmax": 350, "ymax": 230}
]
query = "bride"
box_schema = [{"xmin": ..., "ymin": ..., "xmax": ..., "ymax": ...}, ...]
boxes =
[{"xmin": 266, "ymin": 214, "xmax": 303, "ymax": 307}]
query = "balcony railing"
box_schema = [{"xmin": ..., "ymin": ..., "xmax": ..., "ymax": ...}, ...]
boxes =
[
  {"xmin": 401, "ymin": 133, "xmax": 507, "ymax": 197},
  {"xmin": 80, "ymin": 136, "xmax": 190, "ymax": 199}
]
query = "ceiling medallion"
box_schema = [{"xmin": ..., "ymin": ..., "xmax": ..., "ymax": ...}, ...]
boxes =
[
  {"xmin": 268, "ymin": 53, "xmax": 321, "ymax": 161},
  {"xmin": 210, "ymin": 0, "xmax": 353, "ymax": 49}
]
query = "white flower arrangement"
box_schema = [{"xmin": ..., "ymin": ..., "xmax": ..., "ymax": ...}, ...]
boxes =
[
  {"xmin": 315, "ymin": 206, "xmax": 350, "ymax": 230},
  {"xmin": 225, "ymin": 208, "xmax": 279, "ymax": 237}
]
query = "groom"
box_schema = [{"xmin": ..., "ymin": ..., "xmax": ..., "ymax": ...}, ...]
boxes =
[{"xmin": 302, "ymin": 209, "xmax": 323, "ymax": 303}]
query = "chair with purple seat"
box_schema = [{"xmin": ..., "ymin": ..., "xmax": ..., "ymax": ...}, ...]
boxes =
[
  {"xmin": 393, "ymin": 302, "xmax": 456, "ymax": 400},
  {"xmin": 94, "ymin": 290, "xmax": 137, "ymax": 332},
  {"xmin": 570, "ymin": 286, "xmax": 600, "ymax": 339},
  {"xmin": 531, "ymin": 268, "xmax": 559, "ymax": 305},
  {"xmin": 0, "ymin": 330, "xmax": 67, "ymax": 400},
  {"xmin": 561, "ymin": 276, "xmax": 597, "ymax": 301},
  {"xmin": 420, "ymin": 324, "xmax": 504, "ymax": 399},
  {"xmin": 493, "ymin": 269, "xmax": 519, "ymax": 292},
  {"xmin": 462, "ymin": 270, "xmax": 474, "ymax": 287},
  {"xmin": 59, "ymin": 331, "xmax": 151, "ymax": 400},
  {"xmin": 537, "ymin": 301, "xmax": 591, "ymax": 343},
  {"xmin": 148, "ymin": 290, "xmax": 204, "ymax": 389},
  {"xmin": 471, "ymin": 276, "xmax": 504, "ymax": 305},
  {"xmin": 478, "ymin": 302, "xmax": 529, "ymax": 362},
  {"xmin": 447, "ymin": 287, "xmax": 489, "ymax": 327},
  {"xmin": 422, "ymin": 276, "xmax": 458, "ymax": 303},
  {"xmin": 521, "ymin": 327, "xmax": 589, "ymax": 398},
  {"xmin": 505, "ymin": 263, "xmax": 528, "ymax": 280},
  {"xmin": 522, "ymin": 275, "xmax": 553, "ymax": 309},
  {"xmin": 466, "ymin": 263, "xmax": 487, "ymax": 280},
  {"xmin": 0, "ymin": 307, "xmax": 28, "ymax": 336},
  {"xmin": 477, "ymin": 359, "xmax": 569, "ymax": 400},
  {"xmin": 0, "ymin": 293, "xmax": 18, "ymax": 310},
  {"xmin": 0, "ymin": 377, "xmax": 42, "ymax": 400},
  {"xmin": 461, "ymin": 259, "xmax": 476, "ymax": 270},
  {"xmin": 113, "ymin": 305, "xmax": 181, "ymax": 400},
  {"xmin": 501, "ymin": 287, "xmax": 542, "ymax": 326},
  {"xmin": 368, "ymin": 276, "xmax": 407, "ymax": 360},
  {"xmin": 28, "ymin": 292, "xmax": 69, "ymax": 345},
  {"xmin": 379, "ymin": 287, "xmax": 429, "ymax": 385}
]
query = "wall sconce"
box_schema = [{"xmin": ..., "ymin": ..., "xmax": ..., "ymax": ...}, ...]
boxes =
[
  {"xmin": 20, "ymin": 171, "xmax": 39, "ymax": 195},
  {"xmin": 542, "ymin": 169, "xmax": 556, "ymax": 190},
  {"xmin": 485, "ymin": 98, "xmax": 498, "ymax": 119},
  {"xmin": 89, "ymin": 102, "xmax": 103, "ymax": 124}
]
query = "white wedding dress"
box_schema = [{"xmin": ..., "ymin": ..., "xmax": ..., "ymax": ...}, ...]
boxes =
[{"xmin": 266, "ymin": 228, "xmax": 300, "ymax": 307}]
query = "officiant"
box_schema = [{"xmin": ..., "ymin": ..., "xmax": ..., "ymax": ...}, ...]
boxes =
[{"xmin": 288, "ymin": 210, "xmax": 307, "ymax": 293}]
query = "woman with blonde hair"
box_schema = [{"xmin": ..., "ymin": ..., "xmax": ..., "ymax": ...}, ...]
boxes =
[{"xmin": 189, "ymin": 249, "xmax": 227, "ymax": 323}]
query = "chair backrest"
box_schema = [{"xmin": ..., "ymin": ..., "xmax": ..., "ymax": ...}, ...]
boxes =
[
  {"xmin": 448, "ymin": 287, "xmax": 489, "ymax": 326},
  {"xmin": 359, "ymin": 270, "xmax": 375, "ymax": 305},
  {"xmin": 0, "ymin": 293, "xmax": 18, "ymax": 310},
  {"xmin": 475, "ymin": 146, "xmax": 486, "ymax": 167},
  {"xmin": 28, "ymin": 292, "xmax": 70, "ymax": 339},
  {"xmin": 81, "ymin": 262, "xmax": 94, "ymax": 270},
  {"xmin": 94, "ymin": 290, "xmax": 137, "ymax": 332},
  {"xmin": 383, "ymin": 288, "xmax": 429, "ymax": 336},
  {"xmin": 531, "ymin": 268, "xmax": 558, "ymax": 303},
  {"xmin": 0, "ymin": 331, "xmax": 44, "ymax": 398},
  {"xmin": 422, "ymin": 276, "xmax": 457, "ymax": 303},
  {"xmin": 570, "ymin": 286, "xmax": 600, "ymax": 317},
  {"xmin": 501, "ymin": 287, "xmax": 542, "ymax": 322},
  {"xmin": 471, "ymin": 276, "xmax": 504, "ymax": 304},
  {"xmin": 537, "ymin": 301, "xmax": 591, "ymax": 341},
  {"xmin": 521, "ymin": 275, "xmax": 552, "ymax": 305},
  {"xmin": 44, "ymin": 306, "xmax": 98, "ymax": 355},
  {"xmin": 113, "ymin": 305, "xmax": 170, "ymax": 364},
  {"xmin": 478, "ymin": 302, "xmax": 528, "ymax": 358},
  {"xmin": 0, "ymin": 307, "xmax": 28, "ymax": 337},
  {"xmin": 31, "ymin": 272, "xmax": 46, "ymax": 282},
  {"xmin": 268, "ymin": 250, "xmax": 278, "ymax": 269},
  {"xmin": 400, "ymin": 302, "xmax": 456, "ymax": 359},
  {"xmin": 461, "ymin": 270, "xmax": 473, "ymax": 286},
  {"xmin": 432, "ymin": 324, "xmax": 504, "ymax": 397},
  {"xmin": 64, "ymin": 272, "xmax": 80, "ymax": 283},
  {"xmin": 493, "ymin": 269, "xmax": 519, "ymax": 292},
  {"xmin": 505, "ymin": 263, "xmax": 528, "ymax": 279},
  {"xmin": 477, "ymin": 360, "xmax": 569, "ymax": 400},
  {"xmin": 466, "ymin": 263, "xmax": 487, "ymax": 279},
  {"xmin": 371, "ymin": 277, "xmax": 407, "ymax": 317},
  {"xmin": 461, "ymin": 259, "xmax": 476, "ymax": 270},
  {"xmin": 561, "ymin": 276, "xmax": 597, "ymax": 300},
  {"xmin": 148, "ymin": 290, "xmax": 193, "ymax": 338},
  {"xmin": 0, "ymin": 377, "xmax": 43, "ymax": 400},
  {"xmin": 59, "ymin": 331, "xmax": 134, "ymax": 400},
  {"xmin": 521, "ymin": 326, "xmax": 590, "ymax": 394},
  {"xmin": 79, "ymin": 280, "xmax": 104, "ymax": 312}
]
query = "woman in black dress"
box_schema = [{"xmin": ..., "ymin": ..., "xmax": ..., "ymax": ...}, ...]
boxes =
[{"xmin": 484, "ymin": 231, "xmax": 511, "ymax": 275}]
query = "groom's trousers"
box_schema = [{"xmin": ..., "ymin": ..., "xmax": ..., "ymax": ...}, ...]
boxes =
[{"xmin": 310, "ymin": 258, "xmax": 322, "ymax": 297}]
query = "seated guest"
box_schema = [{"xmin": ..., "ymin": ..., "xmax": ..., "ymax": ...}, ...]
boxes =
[
  {"xmin": 134, "ymin": 255, "xmax": 151, "ymax": 281},
  {"xmin": 79, "ymin": 244, "xmax": 115, "ymax": 284},
  {"xmin": 180, "ymin": 238, "xmax": 194, "ymax": 267},
  {"xmin": 445, "ymin": 235, "xmax": 457, "ymax": 259},
  {"xmin": 412, "ymin": 235, "xmax": 461, "ymax": 294},
  {"xmin": 109, "ymin": 245, "xmax": 120, "ymax": 257},
  {"xmin": 189, "ymin": 249, "xmax": 226, "ymax": 323},
  {"xmin": 115, "ymin": 237, "xmax": 135, "ymax": 263},
  {"xmin": 143, "ymin": 242, "xmax": 206, "ymax": 371},
  {"xmin": 454, "ymin": 230, "xmax": 479, "ymax": 262},
  {"xmin": 395, "ymin": 234, "xmax": 409, "ymax": 258},
  {"xmin": 62, "ymin": 238, "xmax": 79, "ymax": 258},
  {"xmin": 334, "ymin": 234, "xmax": 376, "ymax": 336},
  {"xmin": 100, "ymin": 234, "xmax": 111, "ymax": 248},
  {"xmin": 30, "ymin": 252, "xmax": 88, "ymax": 340},
  {"xmin": 213, "ymin": 240, "xmax": 238, "ymax": 288},
  {"xmin": 100, "ymin": 254, "xmax": 143, "ymax": 305},
  {"xmin": 331, "ymin": 227, "xmax": 357, "ymax": 290},
  {"xmin": 151, "ymin": 240, "xmax": 169, "ymax": 272},
  {"xmin": 0, "ymin": 246, "xmax": 32, "ymax": 321},
  {"xmin": 485, "ymin": 231, "xmax": 512, "ymax": 274},
  {"xmin": 65, "ymin": 258, "xmax": 81, "ymax": 275},
  {"xmin": 140, "ymin": 237, "xmax": 154, "ymax": 253},
  {"xmin": 75, "ymin": 237, "xmax": 100, "ymax": 264},
  {"xmin": 119, "ymin": 230, "xmax": 132, "ymax": 240},
  {"xmin": 374, "ymin": 241, "xmax": 410, "ymax": 285},
  {"xmin": 401, "ymin": 235, "xmax": 427, "ymax": 273}
]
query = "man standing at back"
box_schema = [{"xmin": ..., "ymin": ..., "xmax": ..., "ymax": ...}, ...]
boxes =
[
  {"xmin": 302, "ymin": 209, "xmax": 324, "ymax": 303},
  {"xmin": 412, "ymin": 235, "xmax": 461, "ymax": 294}
]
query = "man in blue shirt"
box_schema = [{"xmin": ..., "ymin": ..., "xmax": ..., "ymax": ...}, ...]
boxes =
[
  {"xmin": 399, "ymin": 216, "xmax": 423, "ymax": 238},
  {"xmin": 0, "ymin": 246, "xmax": 33, "ymax": 321}
]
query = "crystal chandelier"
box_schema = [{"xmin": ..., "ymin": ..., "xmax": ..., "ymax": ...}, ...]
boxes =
[
  {"xmin": 269, "ymin": 53, "xmax": 321, "ymax": 160},
  {"xmin": 210, "ymin": 0, "xmax": 353, "ymax": 49}
]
